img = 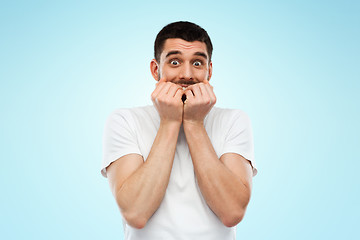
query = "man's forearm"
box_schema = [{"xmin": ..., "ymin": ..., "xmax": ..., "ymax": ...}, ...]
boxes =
[
  {"xmin": 183, "ymin": 122, "xmax": 251, "ymax": 227},
  {"xmin": 116, "ymin": 121, "xmax": 181, "ymax": 228}
]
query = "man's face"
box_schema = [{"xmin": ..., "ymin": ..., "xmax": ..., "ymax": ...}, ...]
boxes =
[{"xmin": 151, "ymin": 38, "xmax": 212, "ymax": 87}]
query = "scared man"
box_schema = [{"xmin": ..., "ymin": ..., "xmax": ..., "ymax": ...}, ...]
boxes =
[{"xmin": 101, "ymin": 21, "xmax": 257, "ymax": 240}]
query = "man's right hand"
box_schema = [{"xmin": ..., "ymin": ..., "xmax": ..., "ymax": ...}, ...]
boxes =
[
  {"xmin": 108, "ymin": 79, "xmax": 185, "ymax": 229},
  {"xmin": 151, "ymin": 78, "xmax": 184, "ymax": 124}
]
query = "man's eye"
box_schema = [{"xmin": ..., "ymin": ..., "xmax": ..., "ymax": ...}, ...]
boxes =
[
  {"xmin": 193, "ymin": 61, "xmax": 202, "ymax": 66},
  {"xmin": 170, "ymin": 60, "xmax": 179, "ymax": 65}
]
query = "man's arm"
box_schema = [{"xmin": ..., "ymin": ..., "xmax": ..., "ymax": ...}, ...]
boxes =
[
  {"xmin": 183, "ymin": 123, "xmax": 253, "ymax": 227},
  {"xmin": 107, "ymin": 81, "xmax": 183, "ymax": 229},
  {"xmin": 183, "ymin": 82, "xmax": 253, "ymax": 227}
]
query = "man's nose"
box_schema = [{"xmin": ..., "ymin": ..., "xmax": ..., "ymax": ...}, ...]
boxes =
[{"xmin": 178, "ymin": 63, "xmax": 193, "ymax": 81}]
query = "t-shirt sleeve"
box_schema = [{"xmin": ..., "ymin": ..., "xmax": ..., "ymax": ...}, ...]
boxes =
[
  {"xmin": 222, "ymin": 110, "xmax": 257, "ymax": 176},
  {"xmin": 101, "ymin": 109, "xmax": 142, "ymax": 178}
]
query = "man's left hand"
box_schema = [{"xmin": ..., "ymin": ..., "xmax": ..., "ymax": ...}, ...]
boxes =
[{"xmin": 183, "ymin": 81, "xmax": 216, "ymax": 125}]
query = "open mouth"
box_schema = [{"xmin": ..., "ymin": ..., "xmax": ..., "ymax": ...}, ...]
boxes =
[
  {"xmin": 176, "ymin": 82, "xmax": 197, "ymax": 89},
  {"xmin": 179, "ymin": 84, "xmax": 190, "ymax": 89}
]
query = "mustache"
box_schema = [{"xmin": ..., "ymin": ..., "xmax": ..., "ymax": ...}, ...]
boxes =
[{"xmin": 174, "ymin": 80, "xmax": 199, "ymax": 85}]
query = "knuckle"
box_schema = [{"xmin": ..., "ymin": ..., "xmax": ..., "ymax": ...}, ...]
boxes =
[{"xmin": 157, "ymin": 95, "xmax": 165, "ymax": 102}]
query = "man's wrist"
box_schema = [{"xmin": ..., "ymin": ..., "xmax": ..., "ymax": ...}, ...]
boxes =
[
  {"xmin": 160, "ymin": 119, "xmax": 182, "ymax": 129},
  {"xmin": 183, "ymin": 120, "xmax": 205, "ymax": 131}
]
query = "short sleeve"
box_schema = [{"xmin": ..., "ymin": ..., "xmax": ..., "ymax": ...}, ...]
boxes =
[
  {"xmin": 222, "ymin": 110, "xmax": 257, "ymax": 176},
  {"xmin": 101, "ymin": 109, "xmax": 142, "ymax": 178}
]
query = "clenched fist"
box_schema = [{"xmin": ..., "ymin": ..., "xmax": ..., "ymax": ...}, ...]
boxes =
[
  {"xmin": 183, "ymin": 81, "xmax": 216, "ymax": 125},
  {"xmin": 151, "ymin": 78, "xmax": 184, "ymax": 124}
]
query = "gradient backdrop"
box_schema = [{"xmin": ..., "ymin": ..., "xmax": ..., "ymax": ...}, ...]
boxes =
[{"xmin": 1, "ymin": 0, "xmax": 359, "ymax": 239}]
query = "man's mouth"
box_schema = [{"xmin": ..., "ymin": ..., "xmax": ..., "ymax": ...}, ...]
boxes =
[
  {"xmin": 178, "ymin": 84, "xmax": 193, "ymax": 89},
  {"xmin": 176, "ymin": 81, "xmax": 198, "ymax": 89}
]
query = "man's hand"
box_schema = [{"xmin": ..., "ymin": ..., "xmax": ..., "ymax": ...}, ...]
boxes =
[
  {"xmin": 151, "ymin": 78, "xmax": 184, "ymax": 124},
  {"xmin": 183, "ymin": 81, "xmax": 216, "ymax": 125}
]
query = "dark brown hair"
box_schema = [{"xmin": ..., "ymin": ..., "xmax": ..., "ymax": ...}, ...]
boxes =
[{"xmin": 154, "ymin": 21, "xmax": 213, "ymax": 63}]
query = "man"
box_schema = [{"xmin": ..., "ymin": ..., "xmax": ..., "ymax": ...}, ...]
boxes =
[{"xmin": 101, "ymin": 21, "xmax": 257, "ymax": 239}]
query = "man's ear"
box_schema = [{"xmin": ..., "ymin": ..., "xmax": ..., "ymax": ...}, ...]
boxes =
[
  {"xmin": 150, "ymin": 59, "xmax": 160, "ymax": 81},
  {"xmin": 207, "ymin": 61, "xmax": 213, "ymax": 81}
]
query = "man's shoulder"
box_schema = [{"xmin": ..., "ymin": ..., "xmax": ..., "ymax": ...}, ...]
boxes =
[
  {"xmin": 108, "ymin": 105, "xmax": 156, "ymax": 118},
  {"xmin": 106, "ymin": 105, "xmax": 159, "ymax": 128},
  {"xmin": 209, "ymin": 107, "xmax": 250, "ymax": 121},
  {"xmin": 205, "ymin": 107, "xmax": 251, "ymax": 132}
]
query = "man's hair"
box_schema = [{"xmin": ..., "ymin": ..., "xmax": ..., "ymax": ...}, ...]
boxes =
[{"xmin": 154, "ymin": 21, "xmax": 213, "ymax": 63}]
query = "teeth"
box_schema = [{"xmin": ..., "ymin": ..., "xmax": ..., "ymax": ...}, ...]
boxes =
[{"xmin": 182, "ymin": 87, "xmax": 186, "ymax": 90}]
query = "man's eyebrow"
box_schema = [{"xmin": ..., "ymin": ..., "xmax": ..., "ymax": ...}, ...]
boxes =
[
  {"xmin": 165, "ymin": 51, "xmax": 208, "ymax": 60},
  {"xmin": 165, "ymin": 51, "xmax": 182, "ymax": 58},
  {"xmin": 194, "ymin": 51, "xmax": 208, "ymax": 60}
]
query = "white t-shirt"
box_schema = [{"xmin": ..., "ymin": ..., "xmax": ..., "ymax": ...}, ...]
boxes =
[{"xmin": 102, "ymin": 105, "xmax": 257, "ymax": 240}]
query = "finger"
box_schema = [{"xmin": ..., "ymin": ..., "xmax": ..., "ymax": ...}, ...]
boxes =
[
  {"xmin": 198, "ymin": 84, "xmax": 213, "ymax": 106},
  {"xmin": 189, "ymin": 84, "xmax": 202, "ymax": 98},
  {"xmin": 202, "ymin": 83, "xmax": 213, "ymax": 98},
  {"xmin": 174, "ymin": 87, "xmax": 185, "ymax": 101},
  {"xmin": 155, "ymin": 78, "xmax": 166, "ymax": 89},
  {"xmin": 203, "ymin": 79, "xmax": 212, "ymax": 88},
  {"xmin": 184, "ymin": 88, "xmax": 195, "ymax": 102},
  {"xmin": 168, "ymin": 84, "xmax": 183, "ymax": 97},
  {"xmin": 203, "ymin": 79, "xmax": 214, "ymax": 91},
  {"xmin": 152, "ymin": 82, "xmax": 167, "ymax": 99},
  {"xmin": 199, "ymin": 83, "xmax": 210, "ymax": 99},
  {"xmin": 159, "ymin": 82, "xmax": 173, "ymax": 96},
  {"xmin": 204, "ymin": 83, "xmax": 216, "ymax": 102},
  {"xmin": 156, "ymin": 77, "xmax": 167, "ymax": 85},
  {"xmin": 203, "ymin": 79, "xmax": 210, "ymax": 85}
]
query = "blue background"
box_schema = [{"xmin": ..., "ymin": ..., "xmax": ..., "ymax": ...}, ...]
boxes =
[{"xmin": 1, "ymin": 0, "xmax": 359, "ymax": 239}]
